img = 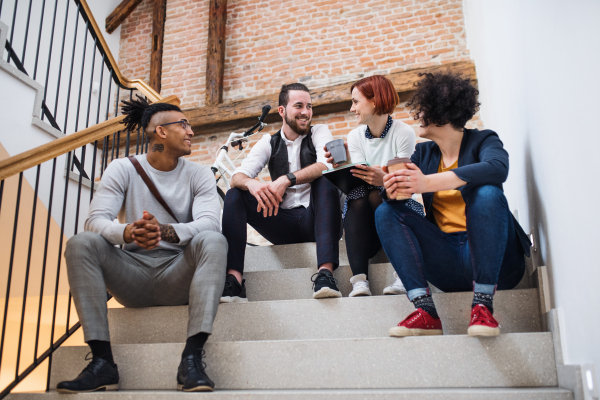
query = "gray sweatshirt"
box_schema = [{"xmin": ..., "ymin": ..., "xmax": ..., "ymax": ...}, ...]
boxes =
[{"xmin": 84, "ymin": 154, "xmax": 221, "ymax": 254}]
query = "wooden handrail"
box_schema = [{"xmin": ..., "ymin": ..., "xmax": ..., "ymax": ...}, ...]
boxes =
[
  {"xmin": 77, "ymin": 0, "xmax": 162, "ymax": 102},
  {"xmin": 0, "ymin": 96, "xmax": 180, "ymax": 181}
]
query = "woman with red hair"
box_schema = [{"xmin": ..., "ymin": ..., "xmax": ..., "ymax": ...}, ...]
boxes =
[{"xmin": 327, "ymin": 75, "xmax": 423, "ymax": 297}]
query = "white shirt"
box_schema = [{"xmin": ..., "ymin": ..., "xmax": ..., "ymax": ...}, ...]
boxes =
[
  {"xmin": 347, "ymin": 119, "xmax": 416, "ymax": 166},
  {"xmin": 234, "ymin": 124, "xmax": 333, "ymax": 209}
]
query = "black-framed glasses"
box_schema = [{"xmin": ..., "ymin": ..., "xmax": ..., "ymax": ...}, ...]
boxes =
[{"xmin": 155, "ymin": 119, "xmax": 191, "ymax": 131}]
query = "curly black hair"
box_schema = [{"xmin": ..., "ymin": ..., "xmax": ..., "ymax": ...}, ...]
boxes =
[
  {"xmin": 121, "ymin": 95, "xmax": 182, "ymax": 133},
  {"xmin": 407, "ymin": 72, "xmax": 480, "ymax": 129}
]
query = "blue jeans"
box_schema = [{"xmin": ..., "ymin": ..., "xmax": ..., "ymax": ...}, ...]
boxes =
[
  {"xmin": 375, "ymin": 185, "xmax": 525, "ymax": 301},
  {"xmin": 222, "ymin": 177, "xmax": 341, "ymax": 274}
]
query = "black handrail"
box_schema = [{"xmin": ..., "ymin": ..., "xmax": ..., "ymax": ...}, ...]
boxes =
[{"xmin": 0, "ymin": 0, "xmax": 153, "ymax": 397}]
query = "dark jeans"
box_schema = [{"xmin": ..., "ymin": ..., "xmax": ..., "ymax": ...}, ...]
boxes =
[
  {"xmin": 374, "ymin": 185, "xmax": 525, "ymax": 301},
  {"xmin": 222, "ymin": 177, "xmax": 341, "ymax": 274}
]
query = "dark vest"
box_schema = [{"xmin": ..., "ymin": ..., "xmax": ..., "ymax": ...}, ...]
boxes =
[{"xmin": 268, "ymin": 128, "xmax": 317, "ymax": 182}]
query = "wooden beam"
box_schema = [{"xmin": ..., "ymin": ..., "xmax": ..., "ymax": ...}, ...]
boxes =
[
  {"xmin": 186, "ymin": 60, "xmax": 477, "ymax": 133},
  {"xmin": 105, "ymin": 0, "xmax": 143, "ymax": 34},
  {"xmin": 0, "ymin": 96, "xmax": 181, "ymax": 181},
  {"xmin": 150, "ymin": 0, "xmax": 167, "ymax": 93},
  {"xmin": 205, "ymin": 0, "xmax": 228, "ymax": 105}
]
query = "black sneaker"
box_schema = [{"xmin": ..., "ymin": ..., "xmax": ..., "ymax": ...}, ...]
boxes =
[
  {"xmin": 56, "ymin": 354, "xmax": 119, "ymax": 393},
  {"xmin": 177, "ymin": 349, "xmax": 215, "ymax": 392},
  {"xmin": 220, "ymin": 274, "xmax": 248, "ymax": 303},
  {"xmin": 311, "ymin": 269, "xmax": 342, "ymax": 299}
]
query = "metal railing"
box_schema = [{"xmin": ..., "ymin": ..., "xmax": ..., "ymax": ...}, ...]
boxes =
[{"xmin": 0, "ymin": 0, "xmax": 165, "ymax": 396}]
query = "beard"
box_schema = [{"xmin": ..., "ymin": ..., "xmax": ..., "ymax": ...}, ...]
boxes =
[{"xmin": 284, "ymin": 111, "xmax": 312, "ymax": 136}]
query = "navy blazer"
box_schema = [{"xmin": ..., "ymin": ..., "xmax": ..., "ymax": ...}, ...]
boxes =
[{"xmin": 410, "ymin": 128, "xmax": 531, "ymax": 257}]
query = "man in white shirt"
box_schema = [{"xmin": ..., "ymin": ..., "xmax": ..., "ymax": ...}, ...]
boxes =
[{"xmin": 221, "ymin": 83, "xmax": 342, "ymax": 301}]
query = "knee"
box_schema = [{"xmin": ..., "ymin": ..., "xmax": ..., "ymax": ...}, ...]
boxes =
[
  {"xmin": 312, "ymin": 176, "xmax": 338, "ymax": 197},
  {"xmin": 65, "ymin": 232, "xmax": 105, "ymax": 257},
  {"xmin": 469, "ymin": 185, "xmax": 507, "ymax": 208},
  {"xmin": 224, "ymin": 187, "xmax": 245, "ymax": 208},
  {"xmin": 374, "ymin": 202, "xmax": 395, "ymax": 229},
  {"xmin": 190, "ymin": 231, "xmax": 228, "ymax": 257}
]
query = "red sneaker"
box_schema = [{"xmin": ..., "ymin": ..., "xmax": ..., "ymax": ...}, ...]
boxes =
[
  {"xmin": 389, "ymin": 308, "xmax": 443, "ymax": 337},
  {"xmin": 467, "ymin": 304, "xmax": 500, "ymax": 337}
]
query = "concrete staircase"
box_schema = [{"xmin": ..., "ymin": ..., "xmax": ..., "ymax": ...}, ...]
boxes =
[{"xmin": 8, "ymin": 243, "xmax": 573, "ymax": 399}]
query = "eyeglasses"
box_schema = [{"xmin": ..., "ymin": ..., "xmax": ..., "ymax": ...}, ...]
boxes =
[{"xmin": 155, "ymin": 119, "xmax": 191, "ymax": 131}]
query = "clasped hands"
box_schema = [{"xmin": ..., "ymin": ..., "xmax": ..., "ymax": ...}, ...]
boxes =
[
  {"xmin": 123, "ymin": 211, "xmax": 162, "ymax": 250},
  {"xmin": 323, "ymin": 142, "xmax": 385, "ymax": 187}
]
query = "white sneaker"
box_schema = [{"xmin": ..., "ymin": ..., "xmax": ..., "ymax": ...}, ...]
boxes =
[
  {"xmin": 349, "ymin": 274, "xmax": 372, "ymax": 297},
  {"xmin": 383, "ymin": 272, "xmax": 407, "ymax": 295}
]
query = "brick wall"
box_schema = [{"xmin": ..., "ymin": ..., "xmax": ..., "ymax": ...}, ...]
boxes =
[{"xmin": 119, "ymin": 0, "xmax": 471, "ymax": 109}]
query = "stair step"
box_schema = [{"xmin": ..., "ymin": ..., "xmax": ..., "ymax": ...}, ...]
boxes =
[
  {"xmin": 243, "ymin": 243, "xmax": 529, "ymax": 290},
  {"xmin": 7, "ymin": 387, "xmax": 574, "ymax": 400},
  {"xmin": 50, "ymin": 333, "xmax": 558, "ymax": 390},
  {"xmin": 244, "ymin": 242, "xmax": 389, "ymax": 272},
  {"xmin": 107, "ymin": 289, "xmax": 541, "ymax": 344}
]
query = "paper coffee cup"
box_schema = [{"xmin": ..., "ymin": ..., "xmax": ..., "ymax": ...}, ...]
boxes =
[
  {"xmin": 326, "ymin": 139, "xmax": 347, "ymax": 165},
  {"xmin": 386, "ymin": 157, "xmax": 412, "ymax": 200}
]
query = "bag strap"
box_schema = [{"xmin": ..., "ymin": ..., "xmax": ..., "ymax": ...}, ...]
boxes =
[{"xmin": 127, "ymin": 156, "xmax": 179, "ymax": 223}]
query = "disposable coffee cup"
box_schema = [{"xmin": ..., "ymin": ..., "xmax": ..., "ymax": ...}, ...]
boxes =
[
  {"xmin": 325, "ymin": 139, "xmax": 347, "ymax": 165},
  {"xmin": 386, "ymin": 157, "xmax": 412, "ymax": 200}
]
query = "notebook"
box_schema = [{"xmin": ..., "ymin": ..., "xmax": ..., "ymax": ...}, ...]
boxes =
[{"xmin": 322, "ymin": 162, "xmax": 371, "ymax": 195}]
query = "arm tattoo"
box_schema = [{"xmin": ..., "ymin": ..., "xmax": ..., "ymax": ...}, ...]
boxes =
[
  {"xmin": 159, "ymin": 224, "xmax": 180, "ymax": 243},
  {"xmin": 152, "ymin": 144, "xmax": 164, "ymax": 152}
]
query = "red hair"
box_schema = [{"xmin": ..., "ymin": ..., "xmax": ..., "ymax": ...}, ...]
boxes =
[{"xmin": 351, "ymin": 75, "xmax": 399, "ymax": 115}]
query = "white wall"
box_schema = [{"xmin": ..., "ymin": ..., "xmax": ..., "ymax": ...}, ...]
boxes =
[{"xmin": 463, "ymin": 0, "xmax": 600, "ymax": 384}]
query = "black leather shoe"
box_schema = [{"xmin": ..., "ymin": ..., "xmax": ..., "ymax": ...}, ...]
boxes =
[
  {"xmin": 177, "ymin": 350, "xmax": 215, "ymax": 392},
  {"xmin": 56, "ymin": 354, "xmax": 119, "ymax": 393}
]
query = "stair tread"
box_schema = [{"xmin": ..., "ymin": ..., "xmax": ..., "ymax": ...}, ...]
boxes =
[
  {"xmin": 50, "ymin": 333, "xmax": 558, "ymax": 390},
  {"xmin": 8, "ymin": 387, "xmax": 573, "ymax": 400},
  {"xmin": 107, "ymin": 288, "xmax": 541, "ymax": 344}
]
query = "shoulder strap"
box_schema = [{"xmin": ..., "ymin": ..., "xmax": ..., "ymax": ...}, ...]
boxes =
[{"xmin": 127, "ymin": 156, "xmax": 179, "ymax": 223}]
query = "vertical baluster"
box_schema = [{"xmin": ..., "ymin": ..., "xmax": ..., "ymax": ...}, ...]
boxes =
[
  {"xmin": 0, "ymin": 173, "xmax": 24, "ymax": 368},
  {"xmin": 41, "ymin": 0, "xmax": 60, "ymax": 121},
  {"xmin": 34, "ymin": 158, "xmax": 56, "ymax": 365},
  {"xmin": 89, "ymin": 141, "xmax": 98, "ymax": 203},
  {"xmin": 15, "ymin": 166, "xmax": 41, "ymax": 378},
  {"xmin": 21, "ymin": 0, "xmax": 34, "ymax": 64},
  {"xmin": 7, "ymin": 0, "xmax": 20, "ymax": 62},
  {"xmin": 52, "ymin": 0, "xmax": 71, "ymax": 120},
  {"xmin": 32, "ymin": 0, "xmax": 46, "ymax": 80},
  {"xmin": 95, "ymin": 55, "xmax": 105, "ymax": 125},
  {"xmin": 125, "ymin": 90, "xmax": 133, "ymax": 157},
  {"xmin": 85, "ymin": 38, "xmax": 97, "ymax": 129},
  {"xmin": 73, "ymin": 20, "xmax": 89, "ymax": 133},
  {"xmin": 0, "ymin": 179, "xmax": 4, "ymax": 211},
  {"xmin": 62, "ymin": 2, "xmax": 81, "ymax": 133},
  {"xmin": 101, "ymin": 72, "xmax": 113, "ymax": 175},
  {"xmin": 47, "ymin": 150, "xmax": 72, "ymax": 390},
  {"xmin": 135, "ymin": 127, "xmax": 141, "ymax": 155}
]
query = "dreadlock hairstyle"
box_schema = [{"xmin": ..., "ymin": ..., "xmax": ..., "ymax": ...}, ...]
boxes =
[{"xmin": 120, "ymin": 95, "xmax": 182, "ymax": 135}]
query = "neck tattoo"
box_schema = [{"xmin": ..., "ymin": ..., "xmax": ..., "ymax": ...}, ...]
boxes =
[{"xmin": 152, "ymin": 144, "xmax": 164, "ymax": 152}]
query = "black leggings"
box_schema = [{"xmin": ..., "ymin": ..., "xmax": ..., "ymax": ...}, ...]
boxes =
[{"xmin": 344, "ymin": 189, "xmax": 383, "ymax": 278}]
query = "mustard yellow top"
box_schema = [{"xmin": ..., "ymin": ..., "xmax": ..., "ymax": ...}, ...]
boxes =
[{"xmin": 431, "ymin": 158, "xmax": 467, "ymax": 233}]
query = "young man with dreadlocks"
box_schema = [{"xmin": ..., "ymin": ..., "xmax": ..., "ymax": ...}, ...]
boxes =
[{"xmin": 57, "ymin": 96, "xmax": 227, "ymax": 393}]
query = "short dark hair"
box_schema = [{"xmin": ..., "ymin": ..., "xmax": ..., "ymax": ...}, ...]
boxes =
[
  {"xmin": 408, "ymin": 72, "xmax": 480, "ymax": 129},
  {"xmin": 351, "ymin": 75, "xmax": 399, "ymax": 115},
  {"xmin": 121, "ymin": 94, "xmax": 182, "ymax": 133},
  {"xmin": 279, "ymin": 83, "xmax": 310, "ymax": 107}
]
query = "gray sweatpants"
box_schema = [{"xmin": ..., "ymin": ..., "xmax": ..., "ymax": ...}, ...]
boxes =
[{"xmin": 65, "ymin": 231, "xmax": 227, "ymax": 342}]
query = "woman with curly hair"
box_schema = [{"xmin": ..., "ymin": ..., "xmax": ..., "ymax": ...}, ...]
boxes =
[
  {"xmin": 326, "ymin": 75, "xmax": 422, "ymax": 297},
  {"xmin": 375, "ymin": 72, "xmax": 531, "ymax": 337}
]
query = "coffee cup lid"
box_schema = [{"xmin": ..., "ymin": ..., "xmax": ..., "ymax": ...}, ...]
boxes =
[{"xmin": 387, "ymin": 157, "xmax": 412, "ymax": 166}]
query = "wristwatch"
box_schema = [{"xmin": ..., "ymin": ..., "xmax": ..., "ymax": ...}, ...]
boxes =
[{"xmin": 286, "ymin": 173, "xmax": 296, "ymax": 187}]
